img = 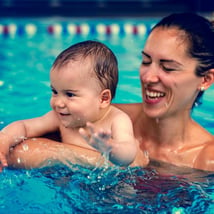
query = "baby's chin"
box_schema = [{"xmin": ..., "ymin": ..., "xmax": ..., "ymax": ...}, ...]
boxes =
[{"xmin": 62, "ymin": 120, "xmax": 87, "ymax": 129}]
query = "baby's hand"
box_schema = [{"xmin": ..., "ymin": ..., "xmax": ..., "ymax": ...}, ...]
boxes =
[{"xmin": 79, "ymin": 122, "xmax": 112, "ymax": 154}]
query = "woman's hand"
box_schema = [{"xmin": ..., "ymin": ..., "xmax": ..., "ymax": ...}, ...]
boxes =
[{"xmin": 0, "ymin": 132, "xmax": 10, "ymax": 171}]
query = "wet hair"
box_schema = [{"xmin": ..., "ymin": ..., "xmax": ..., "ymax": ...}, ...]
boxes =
[
  {"xmin": 152, "ymin": 13, "xmax": 214, "ymax": 107},
  {"xmin": 52, "ymin": 40, "xmax": 118, "ymax": 99}
]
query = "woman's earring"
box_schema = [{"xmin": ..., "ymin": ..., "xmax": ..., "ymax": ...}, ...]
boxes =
[{"xmin": 200, "ymin": 86, "xmax": 205, "ymax": 91}]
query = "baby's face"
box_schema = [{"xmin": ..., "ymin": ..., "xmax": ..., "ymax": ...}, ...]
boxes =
[{"xmin": 50, "ymin": 59, "xmax": 103, "ymax": 128}]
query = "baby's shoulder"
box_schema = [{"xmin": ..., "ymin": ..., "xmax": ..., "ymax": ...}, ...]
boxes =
[
  {"xmin": 110, "ymin": 105, "xmax": 132, "ymax": 120},
  {"xmin": 113, "ymin": 103, "xmax": 142, "ymax": 119},
  {"xmin": 108, "ymin": 106, "xmax": 134, "ymax": 130}
]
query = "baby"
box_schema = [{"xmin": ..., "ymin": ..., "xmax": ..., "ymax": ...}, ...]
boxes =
[{"xmin": 0, "ymin": 40, "xmax": 148, "ymax": 170}]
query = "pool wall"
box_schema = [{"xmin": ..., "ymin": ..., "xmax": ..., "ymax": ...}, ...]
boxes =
[{"xmin": 1, "ymin": 0, "xmax": 213, "ymax": 18}]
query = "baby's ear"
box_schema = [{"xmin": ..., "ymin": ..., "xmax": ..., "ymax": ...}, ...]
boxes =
[
  {"xmin": 100, "ymin": 89, "xmax": 111, "ymax": 107},
  {"xmin": 200, "ymin": 69, "xmax": 214, "ymax": 90}
]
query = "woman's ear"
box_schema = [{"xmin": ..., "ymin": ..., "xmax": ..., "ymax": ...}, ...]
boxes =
[
  {"xmin": 100, "ymin": 89, "xmax": 111, "ymax": 108},
  {"xmin": 200, "ymin": 69, "xmax": 214, "ymax": 90}
]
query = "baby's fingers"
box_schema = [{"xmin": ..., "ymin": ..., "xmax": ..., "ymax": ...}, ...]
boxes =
[
  {"xmin": 85, "ymin": 122, "xmax": 95, "ymax": 135},
  {"xmin": 97, "ymin": 129, "xmax": 111, "ymax": 140},
  {"xmin": 79, "ymin": 128, "xmax": 90, "ymax": 142}
]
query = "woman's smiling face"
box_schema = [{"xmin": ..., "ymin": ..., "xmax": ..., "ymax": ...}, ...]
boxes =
[{"xmin": 139, "ymin": 27, "xmax": 203, "ymax": 119}]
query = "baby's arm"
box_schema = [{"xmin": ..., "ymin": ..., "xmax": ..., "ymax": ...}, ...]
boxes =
[
  {"xmin": 0, "ymin": 110, "xmax": 59, "ymax": 170},
  {"xmin": 79, "ymin": 113, "xmax": 138, "ymax": 167},
  {"xmin": 108, "ymin": 113, "xmax": 138, "ymax": 166}
]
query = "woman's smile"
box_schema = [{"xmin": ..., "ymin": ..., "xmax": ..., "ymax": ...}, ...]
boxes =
[{"xmin": 144, "ymin": 88, "xmax": 165, "ymax": 104}]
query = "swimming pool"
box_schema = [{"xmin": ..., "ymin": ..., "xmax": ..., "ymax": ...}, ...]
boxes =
[{"xmin": 0, "ymin": 17, "xmax": 214, "ymax": 213}]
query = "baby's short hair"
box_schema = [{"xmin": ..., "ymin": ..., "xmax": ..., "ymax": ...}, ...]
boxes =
[{"xmin": 52, "ymin": 40, "xmax": 118, "ymax": 99}]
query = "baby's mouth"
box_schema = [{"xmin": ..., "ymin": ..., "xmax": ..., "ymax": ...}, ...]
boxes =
[{"xmin": 59, "ymin": 112, "xmax": 70, "ymax": 116}]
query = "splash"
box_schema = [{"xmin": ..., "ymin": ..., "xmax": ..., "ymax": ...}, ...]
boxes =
[{"xmin": 172, "ymin": 207, "xmax": 185, "ymax": 214}]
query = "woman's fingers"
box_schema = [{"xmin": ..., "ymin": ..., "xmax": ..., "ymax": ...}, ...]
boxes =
[{"xmin": 0, "ymin": 152, "xmax": 8, "ymax": 172}]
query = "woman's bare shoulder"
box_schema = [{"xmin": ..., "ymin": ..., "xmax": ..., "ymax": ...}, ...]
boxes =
[{"xmin": 194, "ymin": 136, "xmax": 214, "ymax": 171}]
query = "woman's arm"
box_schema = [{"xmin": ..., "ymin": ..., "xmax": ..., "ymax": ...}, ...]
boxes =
[{"xmin": 8, "ymin": 138, "xmax": 103, "ymax": 169}]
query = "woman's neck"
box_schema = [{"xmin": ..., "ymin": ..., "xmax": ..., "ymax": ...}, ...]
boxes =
[{"xmin": 135, "ymin": 111, "xmax": 193, "ymax": 147}]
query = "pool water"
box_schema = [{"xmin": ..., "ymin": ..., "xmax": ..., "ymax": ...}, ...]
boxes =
[{"xmin": 0, "ymin": 17, "xmax": 214, "ymax": 213}]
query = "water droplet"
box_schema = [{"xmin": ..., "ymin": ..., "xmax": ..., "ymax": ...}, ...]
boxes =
[
  {"xmin": 144, "ymin": 150, "xmax": 149, "ymax": 157},
  {"xmin": 156, "ymin": 118, "xmax": 159, "ymax": 124},
  {"xmin": 17, "ymin": 158, "xmax": 21, "ymax": 163},
  {"xmin": 194, "ymin": 102, "xmax": 198, "ymax": 107},
  {"xmin": 22, "ymin": 144, "xmax": 28, "ymax": 151},
  {"xmin": 26, "ymin": 171, "xmax": 31, "ymax": 177}
]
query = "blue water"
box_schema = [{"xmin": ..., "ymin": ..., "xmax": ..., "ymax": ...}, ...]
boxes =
[
  {"xmin": 1, "ymin": 164, "xmax": 214, "ymax": 213},
  {"xmin": 0, "ymin": 18, "xmax": 214, "ymax": 213}
]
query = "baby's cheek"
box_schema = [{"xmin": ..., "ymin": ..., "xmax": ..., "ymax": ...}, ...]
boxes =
[{"xmin": 50, "ymin": 98, "xmax": 55, "ymax": 108}]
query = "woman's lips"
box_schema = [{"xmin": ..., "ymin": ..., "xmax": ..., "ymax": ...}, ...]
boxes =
[{"xmin": 144, "ymin": 89, "xmax": 165, "ymax": 104}]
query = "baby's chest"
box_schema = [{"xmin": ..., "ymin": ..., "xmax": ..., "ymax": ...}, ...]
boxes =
[{"xmin": 60, "ymin": 127, "xmax": 95, "ymax": 150}]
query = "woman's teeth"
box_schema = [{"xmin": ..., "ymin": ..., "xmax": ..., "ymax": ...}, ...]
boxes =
[{"xmin": 146, "ymin": 90, "xmax": 165, "ymax": 98}]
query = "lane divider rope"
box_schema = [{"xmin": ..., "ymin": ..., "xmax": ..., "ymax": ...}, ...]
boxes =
[{"xmin": 0, "ymin": 23, "xmax": 155, "ymax": 36}]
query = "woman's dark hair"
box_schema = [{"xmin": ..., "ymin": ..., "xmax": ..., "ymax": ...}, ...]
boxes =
[{"xmin": 152, "ymin": 13, "xmax": 214, "ymax": 107}]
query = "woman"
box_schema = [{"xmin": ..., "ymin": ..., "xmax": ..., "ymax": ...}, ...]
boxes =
[
  {"xmin": 7, "ymin": 13, "xmax": 214, "ymax": 171},
  {"xmin": 115, "ymin": 12, "xmax": 214, "ymax": 171}
]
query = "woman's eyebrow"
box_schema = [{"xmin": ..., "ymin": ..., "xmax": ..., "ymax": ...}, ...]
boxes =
[
  {"xmin": 141, "ymin": 51, "xmax": 151, "ymax": 58},
  {"xmin": 160, "ymin": 59, "xmax": 183, "ymax": 66},
  {"xmin": 142, "ymin": 51, "xmax": 183, "ymax": 66}
]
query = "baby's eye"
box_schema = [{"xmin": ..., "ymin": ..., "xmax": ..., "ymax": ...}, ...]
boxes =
[
  {"xmin": 66, "ymin": 92, "xmax": 75, "ymax": 97},
  {"xmin": 51, "ymin": 88, "xmax": 57, "ymax": 94}
]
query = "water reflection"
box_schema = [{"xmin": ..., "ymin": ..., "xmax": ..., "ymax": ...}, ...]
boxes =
[{"xmin": 1, "ymin": 161, "xmax": 213, "ymax": 213}]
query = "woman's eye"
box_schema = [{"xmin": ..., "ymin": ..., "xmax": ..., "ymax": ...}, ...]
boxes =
[
  {"xmin": 162, "ymin": 66, "xmax": 175, "ymax": 72},
  {"xmin": 142, "ymin": 61, "xmax": 151, "ymax": 65}
]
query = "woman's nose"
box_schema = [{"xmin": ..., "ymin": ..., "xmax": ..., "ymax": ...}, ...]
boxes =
[{"xmin": 140, "ymin": 65, "xmax": 159, "ymax": 83}]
